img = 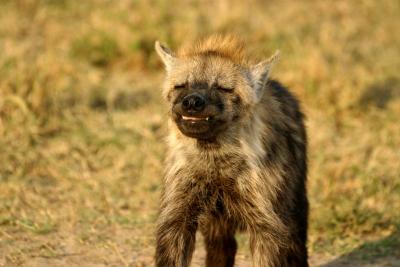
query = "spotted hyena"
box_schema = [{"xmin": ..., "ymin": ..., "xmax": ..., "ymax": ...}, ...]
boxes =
[{"xmin": 154, "ymin": 35, "xmax": 308, "ymax": 267}]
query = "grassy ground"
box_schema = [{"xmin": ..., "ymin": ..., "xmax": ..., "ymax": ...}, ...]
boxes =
[{"xmin": 0, "ymin": 0, "xmax": 399, "ymax": 266}]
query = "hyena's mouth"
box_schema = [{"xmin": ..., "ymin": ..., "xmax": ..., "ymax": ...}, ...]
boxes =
[
  {"xmin": 181, "ymin": 115, "xmax": 211, "ymax": 121},
  {"xmin": 174, "ymin": 113, "xmax": 219, "ymax": 139}
]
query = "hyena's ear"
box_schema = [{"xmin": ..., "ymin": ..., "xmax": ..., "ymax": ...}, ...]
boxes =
[
  {"xmin": 155, "ymin": 41, "xmax": 176, "ymax": 72},
  {"xmin": 250, "ymin": 50, "xmax": 280, "ymax": 102}
]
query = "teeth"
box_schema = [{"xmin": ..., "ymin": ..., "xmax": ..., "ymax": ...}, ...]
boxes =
[{"xmin": 182, "ymin": 115, "xmax": 209, "ymax": 121}]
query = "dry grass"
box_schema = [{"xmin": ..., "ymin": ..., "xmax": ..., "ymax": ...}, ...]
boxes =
[{"xmin": 0, "ymin": 0, "xmax": 399, "ymax": 266}]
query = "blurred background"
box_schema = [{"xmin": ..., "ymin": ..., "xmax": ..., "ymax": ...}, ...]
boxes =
[{"xmin": 0, "ymin": 0, "xmax": 399, "ymax": 266}]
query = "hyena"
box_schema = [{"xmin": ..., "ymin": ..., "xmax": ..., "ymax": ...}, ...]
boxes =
[{"xmin": 154, "ymin": 35, "xmax": 308, "ymax": 267}]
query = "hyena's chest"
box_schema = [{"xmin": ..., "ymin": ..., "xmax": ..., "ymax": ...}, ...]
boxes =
[{"xmin": 188, "ymin": 154, "xmax": 249, "ymax": 217}]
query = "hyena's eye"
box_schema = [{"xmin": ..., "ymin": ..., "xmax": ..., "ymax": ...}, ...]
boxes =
[
  {"xmin": 216, "ymin": 85, "xmax": 234, "ymax": 93},
  {"xmin": 174, "ymin": 83, "xmax": 187, "ymax": 90}
]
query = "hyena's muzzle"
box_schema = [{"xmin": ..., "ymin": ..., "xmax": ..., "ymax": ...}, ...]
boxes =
[{"xmin": 171, "ymin": 87, "xmax": 228, "ymax": 140}]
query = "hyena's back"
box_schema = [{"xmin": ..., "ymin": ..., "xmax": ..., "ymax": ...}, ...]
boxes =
[{"xmin": 258, "ymin": 79, "xmax": 308, "ymax": 263}]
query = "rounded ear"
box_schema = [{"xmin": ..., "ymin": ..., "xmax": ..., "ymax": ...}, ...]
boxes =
[
  {"xmin": 155, "ymin": 41, "xmax": 176, "ymax": 71},
  {"xmin": 250, "ymin": 50, "xmax": 280, "ymax": 102}
]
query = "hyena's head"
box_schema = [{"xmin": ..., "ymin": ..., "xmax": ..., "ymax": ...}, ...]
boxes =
[{"xmin": 155, "ymin": 35, "xmax": 279, "ymax": 140}]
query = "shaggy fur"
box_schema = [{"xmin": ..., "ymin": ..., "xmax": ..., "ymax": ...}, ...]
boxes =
[{"xmin": 154, "ymin": 36, "xmax": 308, "ymax": 267}]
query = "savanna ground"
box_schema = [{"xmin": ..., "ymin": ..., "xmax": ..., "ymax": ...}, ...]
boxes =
[{"xmin": 0, "ymin": 0, "xmax": 399, "ymax": 266}]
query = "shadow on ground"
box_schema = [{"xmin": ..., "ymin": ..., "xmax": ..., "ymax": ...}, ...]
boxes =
[{"xmin": 318, "ymin": 229, "xmax": 400, "ymax": 267}]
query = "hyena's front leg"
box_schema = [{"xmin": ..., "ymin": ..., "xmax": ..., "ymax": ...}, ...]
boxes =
[
  {"xmin": 155, "ymin": 189, "xmax": 199, "ymax": 267},
  {"xmin": 238, "ymin": 192, "xmax": 307, "ymax": 266},
  {"xmin": 249, "ymin": 229, "xmax": 308, "ymax": 267},
  {"xmin": 245, "ymin": 205, "xmax": 308, "ymax": 267}
]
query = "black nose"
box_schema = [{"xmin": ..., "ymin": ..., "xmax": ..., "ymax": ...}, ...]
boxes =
[{"xmin": 182, "ymin": 93, "xmax": 206, "ymax": 113}]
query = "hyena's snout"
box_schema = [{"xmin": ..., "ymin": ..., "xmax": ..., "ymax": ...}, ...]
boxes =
[
  {"xmin": 173, "ymin": 91, "xmax": 216, "ymax": 122},
  {"xmin": 182, "ymin": 93, "xmax": 206, "ymax": 114},
  {"xmin": 172, "ymin": 92, "xmax": 224, "ymax": 139}
]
